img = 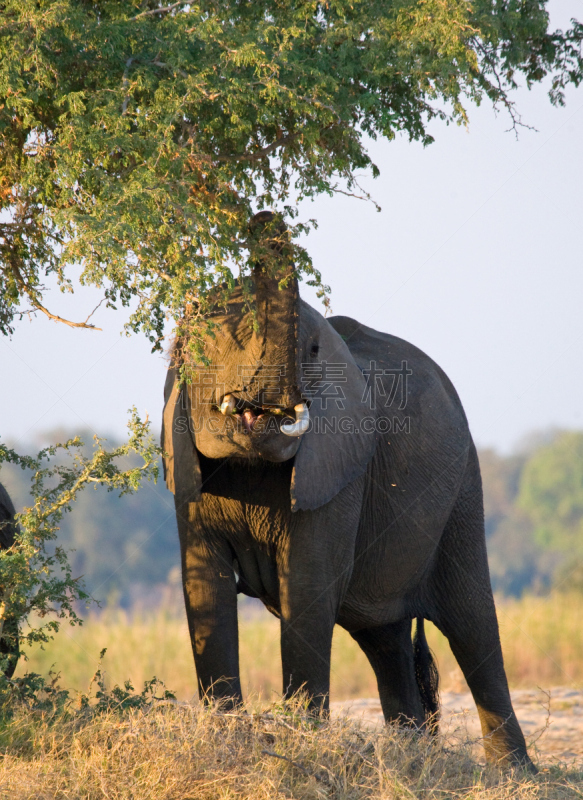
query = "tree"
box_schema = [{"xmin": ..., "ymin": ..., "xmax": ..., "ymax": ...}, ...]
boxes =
[
  {"xmin": 518, "ymin": 431, "xmax": 583, "ymax": 556},
  {"xmin": 479, "ymin": 448, "xmax": 526, "ymax": 539},
  {"xmin": 0, "ymin": 410, "xmax": 159, "ymax": 677},
  {"xmin": 2, "ymin": 433, "xmax": 179, "ymax": 604},
  {"xmin": 1, "ymin": 0, "xmax": 582, "ymax": 350}
]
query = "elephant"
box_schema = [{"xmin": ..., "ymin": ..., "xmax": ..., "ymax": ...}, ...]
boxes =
[
  {"xmin": 0, "ymin": 481, "xmax": 20, "ymax": 678},
  {"xmin": 161, "ymin": 212, "xmax": 534, "ymax": 769}
]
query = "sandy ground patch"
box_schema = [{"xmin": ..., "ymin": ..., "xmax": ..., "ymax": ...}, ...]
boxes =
[{"xmin": 332, "ymin": 687, "xmax": 583, "ymax": 766}]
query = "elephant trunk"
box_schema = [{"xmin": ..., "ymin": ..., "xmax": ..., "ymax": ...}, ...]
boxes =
[
  {"xmin": 191, "ymin": 212, "xmax": 302, "ymax": 414},
  {"xmin": 247, "ymin": 212, "xmax": 302, "ymax": 410}
]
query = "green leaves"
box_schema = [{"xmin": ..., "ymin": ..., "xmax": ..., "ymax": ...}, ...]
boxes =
[
  {"xmin": 0, "ymin": 0, "xmax": 581, "ymax": 346},
  {"xmin": 0, "ymin": 410, "xmax": 160, "ymax": 676},
  {"xmin": 518, "ymin": 431, "xmax": 583, "ymax": 554}
]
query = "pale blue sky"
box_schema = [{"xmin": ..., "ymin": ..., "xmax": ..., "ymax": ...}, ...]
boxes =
[{"xmin": 1, "ymin": 0, "xmax": 582, "ymax": 453}]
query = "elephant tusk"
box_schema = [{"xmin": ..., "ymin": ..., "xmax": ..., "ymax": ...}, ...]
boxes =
[
  {"xmin": 219, "ymin": 394, "xmax": 236, "ymax": 415},
  {"xmin": 281, "ymin": 402, "xmax": 310, "ymax": 437}
]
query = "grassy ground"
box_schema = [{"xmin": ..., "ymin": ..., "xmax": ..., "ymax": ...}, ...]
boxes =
[
  {"xmin": 15, "ymin": 592, "xmax": 583, "ymax": 702},
  {"xmin": 5, "ymin": 593, "xmax": 583, "ymax": 798},
  {"xmin": 2, "ymin": 697, "xmax": 583, "ymax": 799}
]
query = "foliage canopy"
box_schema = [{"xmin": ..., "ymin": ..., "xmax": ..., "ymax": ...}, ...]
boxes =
[{"xmin": 0, "ymin": 0, "xmax": 582, "ymax": 347}]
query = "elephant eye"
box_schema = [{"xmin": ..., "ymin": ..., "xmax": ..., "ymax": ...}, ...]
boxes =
[{"xmin": 310, "ymin": 342, "xmax": 320, "ymax": 357}]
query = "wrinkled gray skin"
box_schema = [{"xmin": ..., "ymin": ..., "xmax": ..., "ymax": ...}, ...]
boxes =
[
  {"xmin": 0, "ymin": 482, "xmax": 20, "ymax": 678},
  {"xmin": 162, "ymin": 247, "xmax": 533, "ymax": 771}
]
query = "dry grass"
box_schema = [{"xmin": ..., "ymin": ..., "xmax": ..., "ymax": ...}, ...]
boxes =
[
  {"xmin": 1, "ymin": 698, "xmax": 582, "ymax": 800},
  {"xmin": 5, "ymin": 593, "xmax": 583, "ymax": 798},
  {"xmin": 17, "ymin": 592, "xmax": 583, "ymax": 703},
  {"xmin": 426, "ymin": 591, "xmax": 583, "ymax": 692}
]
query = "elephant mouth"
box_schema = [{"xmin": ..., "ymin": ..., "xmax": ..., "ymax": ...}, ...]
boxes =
[
  {"xmin": 217, "ymin": 395, "xmax": 310, "ymax": 437},
  {"xmin": 217, "ymin": 396, "xmax": 290, "ymax": 433},
  {"xmin": 240, "ymin": 406, "xmax": 279, "ymax": 434}
]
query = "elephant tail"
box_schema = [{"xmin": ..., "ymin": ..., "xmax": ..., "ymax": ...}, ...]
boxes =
[{"xmin": 413, "ymin": 617, "xmax": 440, "ymax": 734}]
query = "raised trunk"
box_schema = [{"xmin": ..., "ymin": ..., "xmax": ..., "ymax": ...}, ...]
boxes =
[
  {"xmin": 189, "ymin": 212, "xmax": 301, "ymax": 411},
  {"xmin": 247, "ymin": 266, "xmax": 301, "ymax": 409}
]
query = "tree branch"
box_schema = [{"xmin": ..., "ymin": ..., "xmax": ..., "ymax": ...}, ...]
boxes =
[
  {"xmin": 121, "ymin": 57, "xmax": 134, "ymax": 115},
  {"xmin": 31, "ymin": 299, "xmax": 102, "ymax": 331},
  {"xmin": 217, "ymin": 132, "xmax": 302, "ymax": 164},
  {"xmin": 131, "ymin": 1, "xmax": 197, "ymax": 21},
  {"xmin": 7, "ymin": 259, "xmax": 103, "ymax": 331},
  {"xmin": 471, "ymin": 37, "xmax": 535, "ymax": 135},
  {"xmin": 83, "ymin": 297, "xmax": 107, "ymax": 325}
]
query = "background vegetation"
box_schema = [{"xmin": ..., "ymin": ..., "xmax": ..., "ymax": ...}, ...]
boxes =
[
  {"xmin": 14, "ymin": 591, "xmax": 583, "ymax": 700},
  {"xmin": 3, "ymin": 426, "xmax": 581, "ymax": 607},
  {"xmin": 2, "ymin": 425, "xmax": 583, "ymax": 697}
]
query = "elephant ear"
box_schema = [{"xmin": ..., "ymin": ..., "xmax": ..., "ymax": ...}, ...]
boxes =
[
  {"xmin": 291, "ymin": 303, "xmax": 377, "ymax": 512},
  {"xmin": 162, "ymin": 367, "xmax": 202, "ymax": 504}
]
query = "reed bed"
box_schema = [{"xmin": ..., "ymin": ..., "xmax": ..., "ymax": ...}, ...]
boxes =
[{"xmin": 15, "ymin": 592, "xmax": 583, "ymax": 702}]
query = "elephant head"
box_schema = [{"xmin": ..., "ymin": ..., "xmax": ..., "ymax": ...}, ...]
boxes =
[{"xmin": 163, "ymin": 212, "xmax": 377, "ymax": 511}]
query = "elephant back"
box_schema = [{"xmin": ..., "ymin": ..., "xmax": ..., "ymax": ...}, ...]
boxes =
[{"xmin": 328, "ymin": 315, "xmax": 471, "ymax": 493}]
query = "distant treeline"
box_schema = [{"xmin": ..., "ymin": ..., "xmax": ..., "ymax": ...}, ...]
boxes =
[
  {"xmin": 2, "ymin": 429, "xmax": 583, "ymax": 604},
  {"xmin": 482, "ymin": 430, "xmax": 583, "ymax": 596}
]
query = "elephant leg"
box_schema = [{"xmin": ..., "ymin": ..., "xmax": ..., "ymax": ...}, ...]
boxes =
[
  {"xmin": 176, "ymin": 497, "xmax": 242, "ymax": 706},
  {"xmin": 278, "ymin": 543, "xmax": 338, "ymax": 711},
  {"xmin": 350, "ymin": 619, "xmax": 425, "ymax": 727},
  {"xmin": 278, "ymin": 479, "xmax": 364, "ymax": 713},
  {"xmin": 429, "ymin": 447, "xmax": 534, "ymax": 770},
  {"xmin": 279, "ymin": 604, "xmax": 335, "ymax": 712}
]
